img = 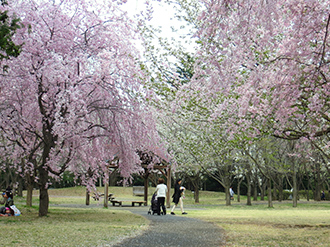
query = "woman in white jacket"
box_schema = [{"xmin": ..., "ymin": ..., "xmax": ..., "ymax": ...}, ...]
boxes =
[{"xmin": 155, "ymin": 178, "xmax": 168, "ymax": 215}]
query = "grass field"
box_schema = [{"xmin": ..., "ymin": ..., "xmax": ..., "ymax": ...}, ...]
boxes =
[{"xmin": 1, "ymin": 186, "xmax": 329, "ymax": 246}]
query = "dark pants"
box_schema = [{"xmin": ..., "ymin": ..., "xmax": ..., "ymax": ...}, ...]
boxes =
[{"xmin": 157, "ymin": 197, "xmax": 166, "ymax": 215}]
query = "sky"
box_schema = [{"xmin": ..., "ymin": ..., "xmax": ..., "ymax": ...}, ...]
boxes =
[{"xmin": 122, "ymin": 0, "xmax": 196, "ymax": 53}]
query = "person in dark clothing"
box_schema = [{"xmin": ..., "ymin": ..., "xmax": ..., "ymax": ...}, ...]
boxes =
[
  {"xmin": 171, "ymin": 178, "xmax": 187, "ymax": 215},
  {"xmin": 321, "ymin": 191, "xmax": 325, "ymax": 200}
]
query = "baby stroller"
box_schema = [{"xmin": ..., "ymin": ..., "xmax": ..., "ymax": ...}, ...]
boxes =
[{"xmin": 148, "ymin": 192, "xmax": 159, "ymax": 215}]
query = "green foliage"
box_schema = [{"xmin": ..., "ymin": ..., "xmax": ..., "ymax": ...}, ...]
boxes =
[
  {"xmin": 271, "ymin": 189, "xmax": 329, "ymax": 201},
  {"xmin": 0, "ymin": 0, "xmax": 23, "ymax": 68},
  {"xmin": 49, "ymin": 171, "xmax": 76, "ymax": 188},
  {"xmin": 298, "ymin": 190, "xmax": 329, "ymax": 200}
]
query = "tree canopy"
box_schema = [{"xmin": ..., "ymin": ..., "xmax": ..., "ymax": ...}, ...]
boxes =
[{"xmin": 0, "ymin": 0, "xmax": 168, "ymax": 216}]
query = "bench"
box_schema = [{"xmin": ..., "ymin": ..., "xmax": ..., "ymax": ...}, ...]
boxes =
[
  {"xmin": 92, "ymin": 192, "xmax": 115, "ymax": 201},
  {"xmin": 111, "ymin": 200, "xmax": 146, "ymax": 207}
]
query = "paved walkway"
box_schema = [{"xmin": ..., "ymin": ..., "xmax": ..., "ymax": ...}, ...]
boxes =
[{"xmin": 111, "ymin": 206, "xmax": 226, "ymax": 247}]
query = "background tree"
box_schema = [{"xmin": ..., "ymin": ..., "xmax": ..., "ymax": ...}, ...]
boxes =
[
  {"xmin": 164, "ymin": 0, "xmax": 330, "ymax": 203},
  {"xmin": 0, "ymin": 0, "xmax": 22, "ymax": 65}
]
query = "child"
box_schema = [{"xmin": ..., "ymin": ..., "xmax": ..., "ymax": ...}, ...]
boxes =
[
  {"xmin": 0, "ymin": 191, "xmax": 14, "ymax": 214},
  {"xmin": 0, "ymin": 207, "xmax": 13, "ymax": 216}
]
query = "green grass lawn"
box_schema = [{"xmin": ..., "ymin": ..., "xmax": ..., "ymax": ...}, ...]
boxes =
[
  {"xmin": 188, "ymin": 203, "xmax": 330, "ymax": 247},
  {"xmin": 1, "ymin": 204, "xmax": 148, "ymax": 247},
  {"xmin": 1, "ymin": 186, "xmax": 329, "ymax": 246}
]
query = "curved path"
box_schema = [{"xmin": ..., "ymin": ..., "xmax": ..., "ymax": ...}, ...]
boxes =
[{"xmin": 112, "ymin": 206, "xmax": 226, "ymax": 247}]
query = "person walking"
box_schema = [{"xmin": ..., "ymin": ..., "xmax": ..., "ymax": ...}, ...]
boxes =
[
  {"xmin": 155, "ymin": 178, "xmax": 168, "ymax": 215},
  {"xmin": 230, "ymin": 187, "xmax": 234, "ymax": 200},
  {"xmin": 171, "ymin": 178, "xmax": 187, "ymax": 215},
  {"xmin": 321, "ymin": 190, "xmax": 325, "ymax": 200}
]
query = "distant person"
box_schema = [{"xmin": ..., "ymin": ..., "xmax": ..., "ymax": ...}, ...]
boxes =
[
  {"xmin": 230, "ymin": 187, "xmax": 234, "ymax": 200},
  {"xmin": 321, "ymin": 191, "xmax": 325, "ymax": 200},
  {"xmin": 171, "ymin": 178, "xmax": 187, "ymax": 215},
  {"xmin": 0, "ymin": 190, "xmax": 14, "ymax": 214},
  {"xmin": 155, "ymin": 178, "xmax": 168, "ymax": 215}
]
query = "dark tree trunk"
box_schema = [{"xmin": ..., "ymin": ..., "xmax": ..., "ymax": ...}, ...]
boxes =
[
  {"xmin": 267, "ymin": 178, "xmax": 273, "ymax": 208},
  {"xmin": 26, "ymin": 174, "xmax": 34, "ymax": 207},
  {"xmin": 272, "ymin": 178, "xmax": 277, "ymax": 201},
  {"xmin": 194, "ymin": 183, "xmax": 200, "ymax": 203},
  {"xmin": 225, "ymin": 186, "xmax": 231, "ymax": 206},
  {"xmin": 307, "ymin": 173, "xmax": 311, "ymax": 201},
  {"xmin": 166, "ymin": 167, "xmax": 171, "ymax": 208},
  {"xmin": 292, "ymin": 158, "xmax": 298, "ymax": 207},
  {"xmin": 86, "ymin": 190, "xmax": 90, "ymax": 206},
  {"xmin": 38, "ymin": 166, "xmax": 49, "ymax": 216},
  {"xmin": 314, "ymin": 162, "xmax": 321, "ymax": 201},
  {"xmin": 237, "ymin": 177, "xmax": 243, "ymax": 202},
  {"xmin": 246, "ymin": 173, "xmax": 252, "ymax": 206},
  {"xmin": 278, "ymin": 175, "xmax": 283, "ymax": 202},
  {"xmin": 253, "ymin": 173, "xmax": 258, "ymax": 201},
  {"xmin": 17, "ymin": 176, "xmax": 23, "ymax": 197},
  {"xmin": 260, "ymin": 178, "xmax": 267, "ymax": 201},
  {"xmin": 253, "ymin": 183, "xmax": 258, "ymax": 201},
  {"xmin": 143, "ymin": 169, "xmax": 149, "ymax": 206}
]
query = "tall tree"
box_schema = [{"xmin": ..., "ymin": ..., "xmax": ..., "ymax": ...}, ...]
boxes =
[
  {"xmin": 0, "ymin": 0, "xmax": 167, "ymax": 216},
  {"xmin": 175, "ymin": 0, "xmax": 330, "ymax": 201}
]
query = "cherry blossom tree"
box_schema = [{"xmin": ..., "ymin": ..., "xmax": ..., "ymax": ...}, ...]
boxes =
[
  {"xmin": 193, "ymin": 0, "xmax": 330, "ymax": 144},
  {"xmin": 0, "ymin": 0, "xmax": 167, "ymax": 216},
  {"xmin": 173, "ymin": 0, "xmax": 330, "ymax": 202}
]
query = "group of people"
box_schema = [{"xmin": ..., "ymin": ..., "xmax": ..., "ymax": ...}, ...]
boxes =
[
  {"xmin": 154, "ymin": 178, "xmax": 188, "ymax": 216},
  {"xmin": 0, "ymin": 187, "xmax": 20, "ymax": 217}
]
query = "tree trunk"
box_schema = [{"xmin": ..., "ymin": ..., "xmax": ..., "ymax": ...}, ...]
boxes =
[
  {"xmin": 166, "ymin": 167, "xmax": 171, "ymax": 208},
  {"xmin": 225, "ymin": 186, "xmax": 231, "ymax": 206},
  {"xmin": 38, "ymin": 167, "xmax": 49, "ymax": 217},
  {"xmin": 278, "ymin": 175, "xmax": 283, "ymax": 202},
  {"xmin": 267, "ymin": 178, "xmax": 273, "ymax": 208},
  {"xmin": 86, "ymin": 189, "xmax": 90, "ymax": 206},
  {"xmin": 314, "ymin": 162, "xmax": 321, "ymax": 201},
  {"xmin": 246, "ymin": 173, "xmax": 252, "ymax": 206},
  {"xmin": 104, "ymin": 168, "xmax": 109, "ymax": 208},
  {"xmin": 237, "ymin": 177, "xmax": 243, "ymax": 202},
  {"xmin": 144, "ymin": 169, "xmax": 149, "ymax": 206},
  {"xmin": 26, "ymin": 174, "xmax": 34, "ymax": 207},
  {"xmin": 104, "ymin": 183, "xmax": 108, "ymax": 208},
  {"xmin": 194, "ymin": 183, "xmax": 200, "ymax": 203},
  {"xmin": 260, "ymin": 178, "xmax": 267, "ymax": 201},
  {"xmin": 306, "ymin": 173, "xmax": 312, "ymax": 201},
  {"xmin": 26, "ymin": 184, "xmax": 33, "ymax": 207},
  {"xmin": 288, "ymin": 140, "xmax": 298, "ymax": 207},
  {"xmin": 253, "ymin": 183, "xmax": 258, "ymax": 201},
  {"xmin": 17, "ymin": 176, "xmax": 23, "ymax": 197},
  {"xmin": 292, "ymin": 158, "xmax": 298, "ymax": 207}
]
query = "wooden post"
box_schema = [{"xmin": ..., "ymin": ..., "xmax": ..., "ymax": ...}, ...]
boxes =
[{"xmin": 166, "ymin": 166, "xmax": 171, "ymax": 208}]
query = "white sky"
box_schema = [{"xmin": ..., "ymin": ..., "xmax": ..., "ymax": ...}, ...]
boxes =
[{"xmin": 122, "ymin": 0, "xmax": 196, "ymax": 53}]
